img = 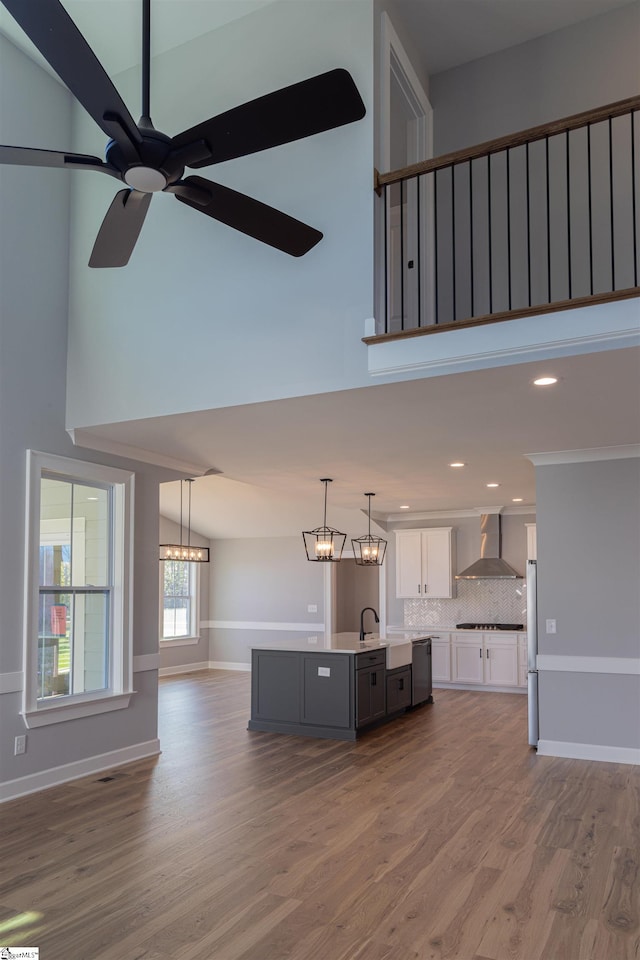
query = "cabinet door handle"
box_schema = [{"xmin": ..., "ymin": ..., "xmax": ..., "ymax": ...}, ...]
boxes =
[
  {"xmin": 479, "ymin": 648, "xmax": 482, "ymax": 658},
  {"xmin": 486, "ymin": 649, "xmax": 490, "ymax": 658},
  {"xmin": 399, "ymin": 678, "xmax": 404, "ymax": 690},
  {"xmin": 424, "ymin": 583, "xmax": 427, "ymax": 594},
  {"xmin": 418, "ymin": 583, "xmax": 421, "ymax": 594},
  {"xmin": 371, "ymin": 672, "xmax": 377, "ymax": 686}
]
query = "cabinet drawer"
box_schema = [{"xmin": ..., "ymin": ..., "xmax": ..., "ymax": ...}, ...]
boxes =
[
  {"xmin": 356, "ymin": 649, "xmax": 386, "ymax": 669},
  {"xmin": 386, "ymin": 666, "xmax": 412, "ymax": 713}
]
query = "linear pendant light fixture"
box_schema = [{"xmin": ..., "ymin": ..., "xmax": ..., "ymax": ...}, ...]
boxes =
[
  {"xmin": 303, "ymin": 479, "xmax": 346, "ymax": 562},
  {"xmin": 352, "ymin": 493, "xmax": 387, "ymax": 565},
  {"xmin": 160, "ymin": 479, "xmax": 210, "ymax": 562}
]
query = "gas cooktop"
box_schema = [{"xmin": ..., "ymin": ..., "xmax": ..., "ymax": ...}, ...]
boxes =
[{"xmin": 456, "ymin": 622, "xmax": 524, "ymax": 631}]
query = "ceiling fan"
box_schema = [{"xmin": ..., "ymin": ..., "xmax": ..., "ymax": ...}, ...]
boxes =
[{"xmin": 0, "ymin": 0, "xmax": 366, "ymax": 267}]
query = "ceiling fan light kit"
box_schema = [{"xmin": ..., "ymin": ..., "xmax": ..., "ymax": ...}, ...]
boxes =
[{"xmin": 1, "ymin": 0, "xmax": 366, "ymax": 267}]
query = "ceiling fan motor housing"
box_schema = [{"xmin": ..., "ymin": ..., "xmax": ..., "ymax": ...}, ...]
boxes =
[{"xmin": 106, "ymin": 126, "xmax": 185, "ymax": 192}]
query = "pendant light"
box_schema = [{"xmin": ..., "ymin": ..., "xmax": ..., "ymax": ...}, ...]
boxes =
[
  {"xmin": 302, "ymin": 479, "xmax": 346, "ymax": 562},
  {"xmin": 160, "ymin": 479, "xmax": 210, "ymax": 562},
  {"xmin": 352, "ymin": 493, "xmax": 387, "ymax": 565}
]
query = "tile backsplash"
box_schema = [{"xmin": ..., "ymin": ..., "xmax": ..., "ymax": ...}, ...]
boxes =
[{"xmin": 404, "ymin": 579, "xmax": 527, "ymax": 627}]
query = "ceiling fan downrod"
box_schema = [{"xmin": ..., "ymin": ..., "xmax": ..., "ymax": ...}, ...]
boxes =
[{"xmin": 140, "ymin": 0, "xmax": 152, "ymax": 127}]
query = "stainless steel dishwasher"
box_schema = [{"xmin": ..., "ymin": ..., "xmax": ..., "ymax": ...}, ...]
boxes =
[{"xmin": 411, "ymin": 637, "xmax": 433, "ymax": 706}]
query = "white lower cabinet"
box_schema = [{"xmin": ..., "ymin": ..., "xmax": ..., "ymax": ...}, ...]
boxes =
[
  {"xmin": 451, "ymin": 632, "xmax": 520, "ymax": 687},
  {"xmin": 485, "ymin": 640, "xmax": 518, "ymax": 686}
]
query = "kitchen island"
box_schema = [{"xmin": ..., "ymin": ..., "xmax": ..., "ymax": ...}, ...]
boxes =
[{"xmin": 248, "ymin": 632, "xmax": 432, "ymax": 741}]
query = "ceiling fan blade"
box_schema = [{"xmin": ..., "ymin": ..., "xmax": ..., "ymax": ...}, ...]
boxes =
[
  {"xmin": 1, "ymin": 0, "xmax": 141, "ymax": 151},
  {"xmin": 171, "ymin": 176, "xmax": 322, "ymax": 257},
  {"xmin": 0, "ymin": 143, "xmax": 119, "ymax": 176},
  {"xmin": 171, "ymin": 68, "xmax": 366, "ymax": 167},
  {"xmin": 89, "ymin": 189, "xmax": 151, "ymax": 268}
]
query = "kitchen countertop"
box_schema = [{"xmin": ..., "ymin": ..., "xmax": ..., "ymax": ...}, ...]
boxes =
[{"xmin": 251, "ymin": 630, "xmax": 432, "ymax": 655}]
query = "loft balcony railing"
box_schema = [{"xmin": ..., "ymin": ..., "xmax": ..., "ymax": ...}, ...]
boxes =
[{"xmin": 370, "ymin": 96, "xmax": 640, "ymax": 341}]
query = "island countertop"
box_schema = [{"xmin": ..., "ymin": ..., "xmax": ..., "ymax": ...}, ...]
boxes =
[{"xmin": 250, "ymin": 630, "xmax": 432, "ymax": 655}]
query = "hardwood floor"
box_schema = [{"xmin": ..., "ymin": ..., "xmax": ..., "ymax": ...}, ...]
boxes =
[{"xmin": 1, "ymin": 671, "xmax": 639, "ymax": 959}]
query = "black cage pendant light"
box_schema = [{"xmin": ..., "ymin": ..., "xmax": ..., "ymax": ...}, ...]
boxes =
[
  {"xmin": 160, "ymin": 479, "xmax": 210, "ymax": 562},
  {"xmin": 352, "ymin": 493, "xmax": 387, "ymax": 565},
  {"xmin": 303, "ymin": 479, "xmax": 346, "ymax": 562}
]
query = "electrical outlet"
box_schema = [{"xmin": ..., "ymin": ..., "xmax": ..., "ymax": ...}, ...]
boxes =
[
  {"xmin": 307, "ymin": 603, "xmax": 318, "ymax": 613},
  {"xmin": 546, "ymin": 619, "xmax": 557, "ymax": 634},
  {"xmin": 307, "ymin": 636, "xmax": 318, "ymax": 644},
  {"xmin": 14, "ymin": 735, "xmax": 26, "ymax": 756}
]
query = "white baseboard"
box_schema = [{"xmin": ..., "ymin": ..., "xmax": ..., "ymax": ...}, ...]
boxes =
[
  {"xmin": 537, "ymin": 739, "xmax": 640, "ymax": 766},
  {"xmin": 1, "ymin": 738, "xmax": 161, "ymax": 803},
  {"xmin": 209, "ymin": 661, "xmax": 251, "ymax": 672},
  {"xmin": 159, "ymin": 661, "xmax": 210, "ymax": 677}
]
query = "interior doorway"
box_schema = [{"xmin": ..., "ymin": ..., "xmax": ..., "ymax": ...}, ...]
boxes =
[{"xmin": 334, "ymin": 559, "xmax": 380, "ymax": 633}]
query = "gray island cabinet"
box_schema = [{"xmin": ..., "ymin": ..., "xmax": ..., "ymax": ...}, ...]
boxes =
[{"xmin": 248, "ymin": 633, "xmax": 429, "ymax": 740}]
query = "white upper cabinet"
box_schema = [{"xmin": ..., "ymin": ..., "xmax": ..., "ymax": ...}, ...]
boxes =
[{"xmin": 395, "ymin": 528, "xmax": 456, "ymax": 599}]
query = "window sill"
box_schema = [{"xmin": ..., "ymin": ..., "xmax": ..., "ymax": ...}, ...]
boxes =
[
  {"xmin": 22, "ymin": 691, "xmax": 134, "ymax": 728},
  {"xmin": 160, "ymin": 636, "xmax": 200, "ymax": 647}
]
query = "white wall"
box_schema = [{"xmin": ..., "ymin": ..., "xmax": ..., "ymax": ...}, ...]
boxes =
[
  {"xmin": 535, "ymin": 456, "xmax": 640, "ymax": 758},
  {"xmin": 429, "ymin": 3, "xmax": 640, "ymax": 153},
  {"xmin": 0, "ymin": 37, "xmax": 174, "ymax": 796},
  {"xmin": 65, "ymin": 0, "xmax": 377, "ymax": 432},
  {"xmin": 208, "ymin": 536, "xmax": 325, "ymax": 664}
]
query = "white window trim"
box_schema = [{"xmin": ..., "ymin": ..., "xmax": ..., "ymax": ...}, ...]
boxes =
[
  {"xmin": 22, "ymin": 450, "xmax": 135, "ymax": 728},
  {"xmin": 159, "ymin": 560, "xmax": 201, "ymax": 645}
]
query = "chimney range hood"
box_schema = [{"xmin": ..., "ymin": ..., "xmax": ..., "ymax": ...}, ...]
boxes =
[{"xmin": 455, "ymin": 513, "xmax": 523, "ymax": 580}]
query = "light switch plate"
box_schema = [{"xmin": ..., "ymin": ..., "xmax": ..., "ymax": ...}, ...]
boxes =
[
  {"xmin": 307, "ymin": 604, "xmax": 318, "ymax": 613},
  {"xmin": 546, "ymin": 619, "xmax": 557, "ymax": 634}
]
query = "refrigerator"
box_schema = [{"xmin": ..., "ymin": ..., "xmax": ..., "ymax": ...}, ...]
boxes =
[{"xmin": 526, "ymin": 559, "xmax": 539, "ymax": 747}]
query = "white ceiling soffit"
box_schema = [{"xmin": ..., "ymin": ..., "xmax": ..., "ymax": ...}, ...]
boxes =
[{"xmin": 85, "ymin": 347, "xmax": 640, "ymax": 538}]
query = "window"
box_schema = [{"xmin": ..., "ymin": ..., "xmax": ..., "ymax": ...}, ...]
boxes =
[
  {"xmin": 23, "ymin": 451, "xmax": 135, "ymax": 727},
  {"xmin": 160, "ymin": 560, "xmax": 199, "ymax": 642}
]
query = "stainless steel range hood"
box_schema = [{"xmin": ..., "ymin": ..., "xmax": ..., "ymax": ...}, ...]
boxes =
[{"xmin": 455, "ymin": 513, "xmax": 523, "ymax": 580}]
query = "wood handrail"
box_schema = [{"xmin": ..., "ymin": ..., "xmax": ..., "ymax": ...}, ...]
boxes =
[
  {"xmin": 362, "ymin": 287, "xmax": 640, "ymax": 345},
  {"xmin": 375, "ymin": 95, "xmax": 640, "ymax": 191}
]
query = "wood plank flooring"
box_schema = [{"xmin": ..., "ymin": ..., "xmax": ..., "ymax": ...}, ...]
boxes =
[{"xmin": 1, "ymin": 671, "xmax": 639, "ymax": 959}]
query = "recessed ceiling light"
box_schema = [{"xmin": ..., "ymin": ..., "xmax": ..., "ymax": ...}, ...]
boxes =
[
  {"xmin": 486, "ymin": 483, "xmax": 500, "ymax": 488},
  {"xmin": 512, "ymin": 497, "xmax": 524, "ymax": 502},
  {"xmin": 400, "ymin": 505, "xmax": 410, "ymax": 510},
  {"xmin": 533, "ymin": 376, "xmax": 558, "ymax": 386},
  {"xmin": 449, "ymin": 462, "xmax": 466, "ymax": 468}
]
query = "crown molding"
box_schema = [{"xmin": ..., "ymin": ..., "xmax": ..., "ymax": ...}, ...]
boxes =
[
  {"xmin": 526, "ymin": 444, "xmax": 640, "ymax": 466},
  {"xmin": 68, "ymin": 428, "xmax": 208, "ymax": 476},
  {"xmin": 385, "ymin": 503, "xmax": 535, "ymax": 522}
]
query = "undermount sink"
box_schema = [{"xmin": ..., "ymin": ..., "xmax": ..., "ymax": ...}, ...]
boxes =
[{"xmin": 385, "ymin": 641, "xmax": 413, "ymax": 669}]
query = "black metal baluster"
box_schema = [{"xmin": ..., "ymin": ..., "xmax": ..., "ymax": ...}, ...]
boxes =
[
  {"xmin": 400, "ymin": 178, "xmax": 405, "ymax": 329},
  {"xmin": 417, "ymin": 175, "xmax": 422, "ymax": 327},
  {"xmin": 632, "ymin": 111, "xmax": 638, "ymax": 287},
  {"xmin": 609, "ymin": 116, "xmax": 615, "ymax": 290},
  {"xmin": 587, "ymin": 124, "xmax": 594, "ymax": 296},
  {"xmin": 469, "ymin": 159, "xmax": 474, "ymax": 316},
  {"xmin": 566, "ymin": 130, "xmax": 572, "ymax": 300},
  {"xmin": 383, "ymin": 184, "xmax": 389, "ymax": 333},
  {"xmin": 526, "ymin": 141, "xmax": 532, "ymax": 306},
  {"xmin": 488, "ymin": 154, "xmax": 493, "ymax": 314},
  {"xmin": 434, "ymin": 169, "xmax": 439, "ymax": 324},
  {"xmin": 451, "ymin": 165, "xmax": 456, "ymax": 322},
  {"xmin": 506, "ymin": 148, "xmax": 512, "ymax": 310},
  {"xmin": 545, "ymin": 137, "xmax": 551, "ymax": 303}
]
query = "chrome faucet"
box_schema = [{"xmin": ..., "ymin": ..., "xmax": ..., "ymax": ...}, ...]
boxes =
[{"xmin": 359, "ymin": 606, "xmax": 379, "ymax": 644}]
